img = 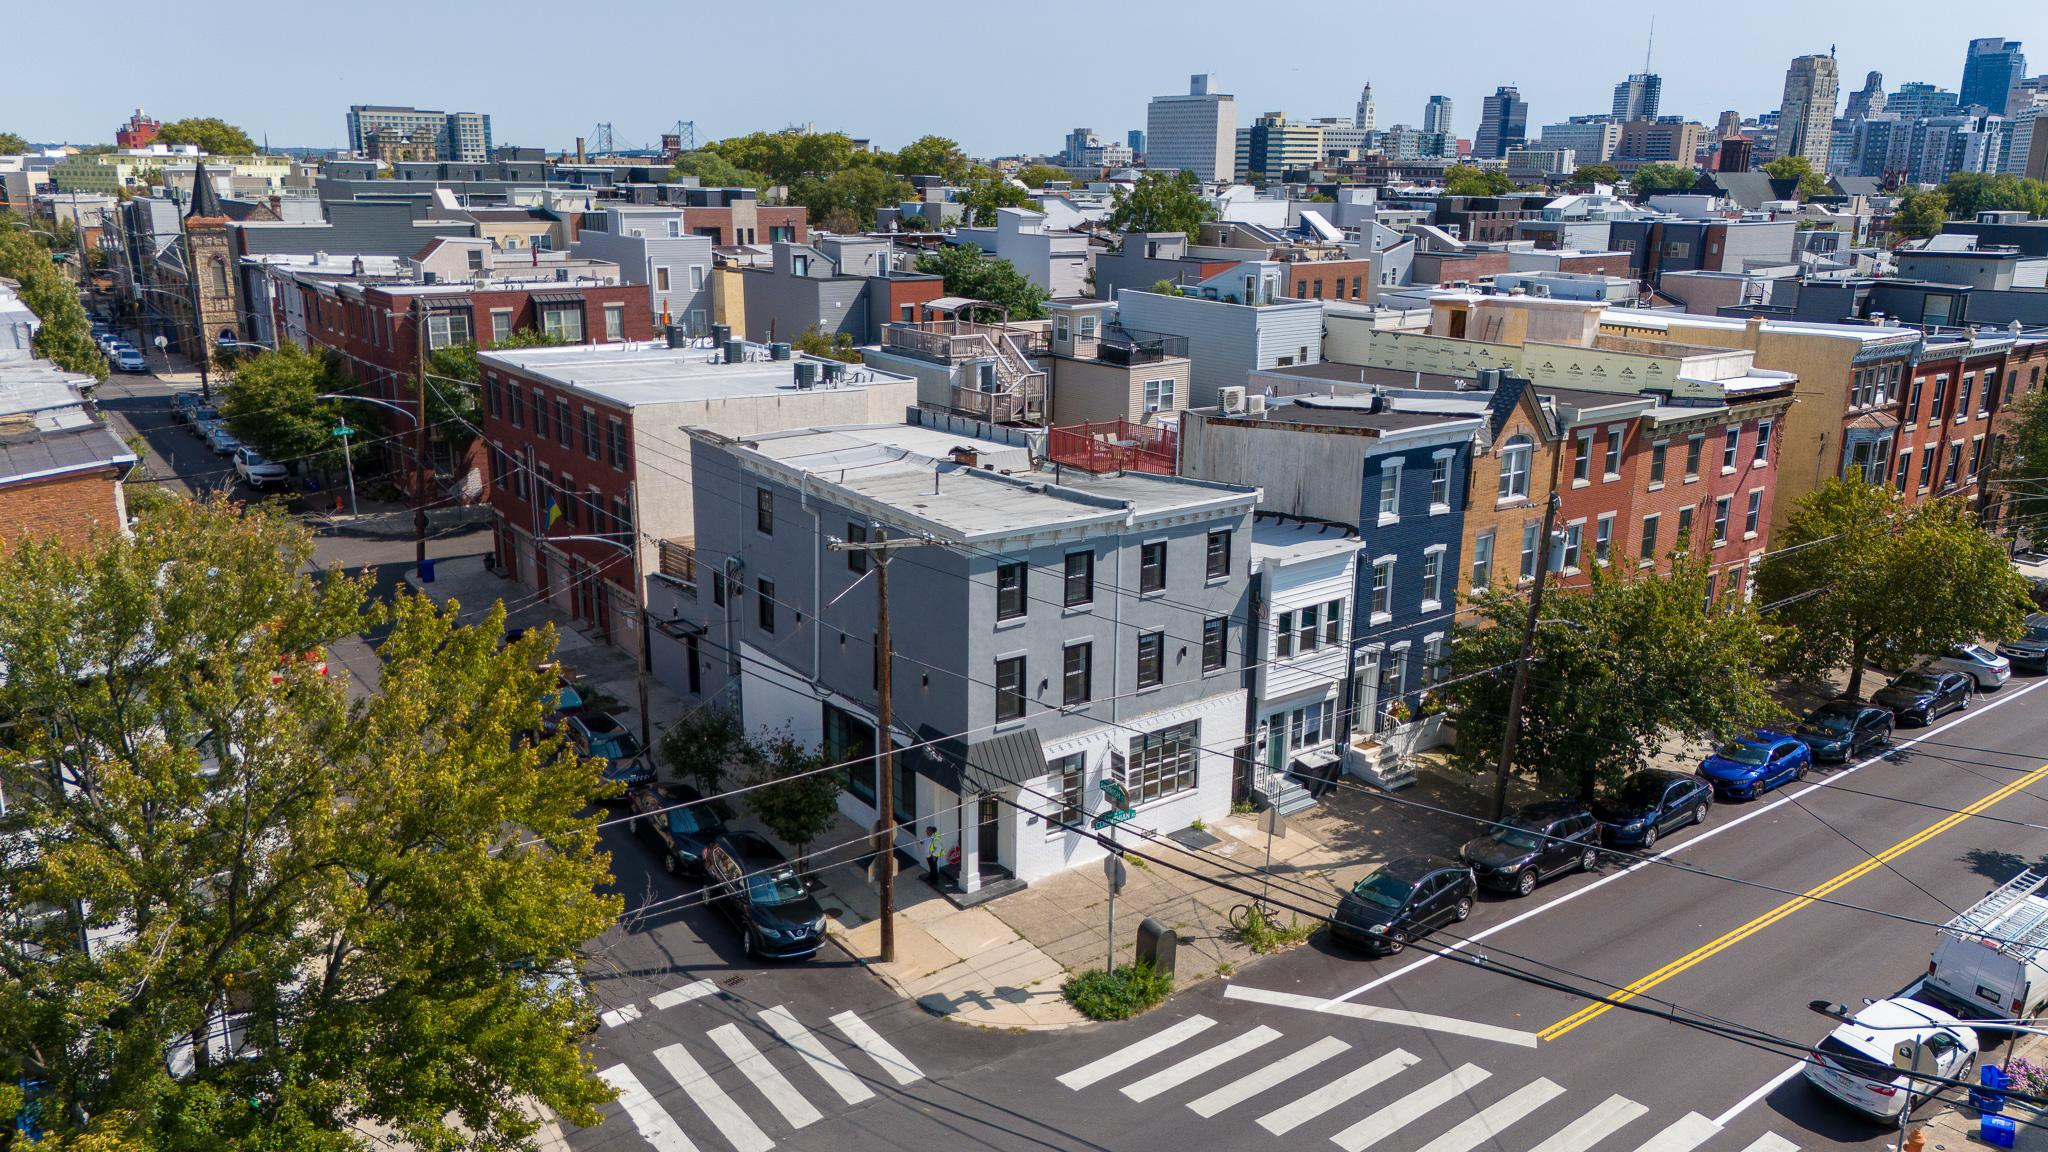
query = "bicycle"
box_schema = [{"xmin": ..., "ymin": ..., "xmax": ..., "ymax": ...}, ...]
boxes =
[{"xmin": 1229, "ymin": 900, "xmax": 1282, "ymax": 932}]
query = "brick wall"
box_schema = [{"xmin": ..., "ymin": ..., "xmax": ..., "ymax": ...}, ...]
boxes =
[{"xmin": 0, "ymin": 472, "xmax": 123, "ymax": 554}]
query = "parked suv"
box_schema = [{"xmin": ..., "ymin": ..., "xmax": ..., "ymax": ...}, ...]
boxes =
[
  {"xmin": 1997, "ymin": 614, "xmax": 2048, "ymax": 675},
  {"xmin": 1804, "ymin": 998, "xmax": 1977, "ymax": 1121},
  {"xmin": 565, "ymin": 712, "xmax": 650, "ymax": 784},
  {"xmin": 627, "ymin": 782, "xmax": 726, "ymax": 876},
  {"xmin": 704, "ymin": 831, "xmax": 827, "ymax": 960},
  {"xmin": 1331, "ymin": 855, "xmax": 1475, "ymax": 954},
  {"xmin": 1458, "ymin": 800, "xmax": 1601, "ymax": 896},
  {"xmin": 1591, "ymin": 769, "xmax": 1712, "ymax": 850}
]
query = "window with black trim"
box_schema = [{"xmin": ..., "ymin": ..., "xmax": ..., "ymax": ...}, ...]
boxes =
[
  {"xmin": 1205, "ymin": 529, "xmax": 1232, "ymax": 579},
  {"xmin": 846, "ymin": 522, "xmax": 868, "ymax": 572},
  {"xmin": 996, "ymin": 561, "xmax": 1028, "ymax": 620},
  {"xmin": 1139, "ymin": 541, "xmax": 1167, "ymax": 593},
  {"xmin": 757, "ymin": 577, "xmax": 776, "ymax": 632},
  {"xmin": 995, "ymin": 656, "xmax": 1027, "ymax": 721},
  {"xmin": 1063, "ymin": 642, "xmax": 1092, "ymax": 705},
  {"xmin": 1064, "ymin": 550, "xmax": 1095, "ymax": 605},
  {"xmin": 756, "ymin": 488, "xmax": 775, "ymax": 535},
  {"xmin": 1202, "ymin": 617, "xmax": 1227, "ymax": 672},
  {"xmin": 1136, "ymin": 630, "xmax": 1164, "ymax": 688}
]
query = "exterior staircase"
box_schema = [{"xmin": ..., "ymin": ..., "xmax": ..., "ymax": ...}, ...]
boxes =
[{"xmin": 1254, "ymin": 769, "xmax": 1319, "ymax": 816}]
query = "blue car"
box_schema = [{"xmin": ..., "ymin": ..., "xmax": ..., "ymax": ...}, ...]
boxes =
[{"xmin": 1697, "ymin": 732, "xmax": 1810, "ymax": 800}]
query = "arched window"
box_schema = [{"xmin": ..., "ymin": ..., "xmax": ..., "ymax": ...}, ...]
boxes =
[
  {"xmin": 1497, "ymin": 435, "xmax": 1533, "ymax": 500},
  {"xmin": 208, "ymin": 257, "xmax": 228, "ymax": 297}
]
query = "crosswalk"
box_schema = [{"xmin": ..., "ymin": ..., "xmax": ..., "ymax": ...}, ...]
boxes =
[
  {"xmin": 1056, "ymin": 1014, "xmax": 1800, "ymax": 1152},
  {"xmin": 593, "ymin": 1002, "xmax": 922, "ymax": 1152}
]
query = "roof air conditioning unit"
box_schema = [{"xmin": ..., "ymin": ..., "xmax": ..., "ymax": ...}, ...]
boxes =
[
  {"xmin": 1219, "ymin": 386, "xmax": 1246, "ymax": 413},
  {"xmin": 1246, "ymin": 394, "xmax": 1268, "ymax": 413}
]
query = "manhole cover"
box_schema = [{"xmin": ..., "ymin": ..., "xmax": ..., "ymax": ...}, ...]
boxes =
[{"xmin": 720, "ymin": 975, "xmax": 745, "ymax": 988}]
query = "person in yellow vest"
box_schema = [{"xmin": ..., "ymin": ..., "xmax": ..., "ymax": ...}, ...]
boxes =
[{"xmin": 924, "ymin": 826, "xmax": 943, "ymax": 886}]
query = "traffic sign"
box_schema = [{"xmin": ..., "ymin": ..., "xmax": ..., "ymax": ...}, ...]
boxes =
[
  {"xmin": 1103, "ymin": 853, "xmax": 1128, "ymax": 893},
  {"xmin": 1091, "ymin": 807, "xmax": 1134, "ymax": 830},
  {"xmin": 1258, "ymin": 806, "xmax": 1288, "ymax": 839},
  {"xmin": 331, "ymin": 425, "xmax": 355, "ymax": 438},
  {"xmin": 1101, "ymin": 780, "xmax": 1129, "ymax": 808}
]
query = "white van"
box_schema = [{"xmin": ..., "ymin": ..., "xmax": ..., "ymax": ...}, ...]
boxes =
[{"xmin": 1922, "ymin": 868, "xmax": 2048, "ymax": 1024}]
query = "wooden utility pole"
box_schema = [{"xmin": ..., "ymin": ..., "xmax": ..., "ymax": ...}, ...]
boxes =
[
  {"xmin": 1492, "ymin": 489, "xmax": 1562, "ymax": 820},
  {"xmin": 412, "ymin": 298, "xmax": 429, "ymax": 569}
]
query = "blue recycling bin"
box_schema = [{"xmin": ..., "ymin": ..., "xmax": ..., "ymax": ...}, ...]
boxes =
[
  {"xmin": 1982, "ymin": 1114, "xmax": 2017, "ymax": 1148},
  {"xmin": 419, "ymin": 558, "xmax": 436, "ymax": 584}
]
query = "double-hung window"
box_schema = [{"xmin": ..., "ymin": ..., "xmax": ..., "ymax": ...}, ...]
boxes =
[
  {"xmin": 1498, "ymin": 437, "xmax": 1532, "ymax": 500},
  {"xmin": 1603, "ymin": 426, "xmax": 1623, "ymax": 479},
  {"xmin": 1573, "ymin": 430, "xmax": 1593, "ymax": 483},
  {"xmin": 1062, "ymin": 643, "xmax": 1092, "ymax": 706},
  {"xmin": 1471, "ymin": 529, "xmax": 1495, "ymax": 589},
  {"xmin": 1205, "ymin": 530, "xmax": 1232, "ymax": 579},
  {"xmin": 1519, "ymin": 522, "xmax": 1540, "ymax": 581},
  {"xmin": 1722, "ymin": 426, "xmax": 1740, "ymax": 471},
  {"xmin": 1064, "ymin": 551, "xmax": 1095, "ymax": 605},
  {"xmin": 1745, "ymin": 489, "xmax": 1763, "ymax": 536},
  {"xmin": 1378, "ymin": 463, "xmax": 1402, "ymax": 521},
  {"xmin": 1421, "ymin": 549, "xmax": 1444, "ymax": 609},
  {"xmin": 1639, "ymin": 513, "xmax": 1660, "ymax": 565},
  {"xmin": 996, "ymin": 561, "xmax": 1028, "ymax": 620},
  {"xmin": 1429, "ymin": 454, "xmax": 1452, "ymax": 509},
  {"xmin": 1201, "ymin": 617, "xmax": 1227, "ymax": 672},
  {"xmin": 1370, "ymin": 558, "xmax": 1395, "ymax": 619},
  {"xmin": 1139, "ymin": 541, "xmax": 1167, "ymax": 593},
  {"xmin": 1136, "ymin": 631, "xmax": 1164, "ymax": 688},
  {"xmin": 995, "ymin": 656, "xmax": 1027, "ymax": 721},
  {"xmin": 1713, "ymin": 496, "xmax": 1731, "ymax": 545}
]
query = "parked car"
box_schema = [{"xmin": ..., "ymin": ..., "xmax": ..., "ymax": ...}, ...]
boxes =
[
  {"xmin": 233, "ymin": 447, "xmax": 287, "ymax": 488},
  {"xmin": 173, "ymin": 391, "xmax": 204, "ymax": 423},
  {"xmin": 1697, "ymin": 732, "xmax": 1811, "ymax": 801},
  {"xmin": 190, "ymin": 405, "xmax": 219, "ymax": 427},
  {"xmin": 627, "ymin": 782, "xmax": 727, "ymax": 876},
  {"xmin": 1996, "ymin": 613, "xmax": 2048, "ymax": 675},
  {"xmin": 1330, "ymin": 854, "xmax": 1476, "ymax": 954},
  {"xmin": 1926, "ymin": 644, "xmax": 2011, "ymax": 690},
  {"xmin": 539, "ymin": 669, "xmax": 585, "ymax": 732},
  {"xmin": 1872, "ymin": 670, "xmax": 1973, "ymax": 726},
  {"xmin": 111, "ymin": 346, "xmax": 147, "ymax": 373},
  {"xmin": 1792, "ymin": 700, "xmax": 1894, "ymax": 763},
  {"xmin": 1457, "ymin": 800, "xmax": 1601, "ymax": 896},
  {"xmin": 97, "ymin": 333, "xmax": 123, "ymax": 354},
  {"xmin": 565, "ymin": 712, "xmax": 650, "ymax": 784},
  {"xmin": 704, "ymin": 831, "xmax": 827, "ymax": 960},
  {"xmin": 1803, "ymin": 997, "xmax": 1978, "ymax": 1121},
  {"xmin": 203, "ymin": 422, "xmax": 241, "ymax": 456},
  {"xmin": 1591, "ymin": 769, "xmax": 1712, "ymax": 850}
]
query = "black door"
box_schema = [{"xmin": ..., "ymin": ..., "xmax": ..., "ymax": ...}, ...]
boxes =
[
  {"xmin": 1418, "ymin": 874, "xmax": 1453, "ymax": 928},
  {"xmin": 977, "ymin": 795, "xmax": 1001, "ymax": 871}
]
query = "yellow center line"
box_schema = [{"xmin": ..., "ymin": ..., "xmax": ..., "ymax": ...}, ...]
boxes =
[{"xmin": 1538, "ymin": 762, "xmax": 2048, "ymax": 1042}]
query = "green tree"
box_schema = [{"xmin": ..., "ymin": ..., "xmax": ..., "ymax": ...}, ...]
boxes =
[
  {"xmin": 1447, "ymin": 554, "xmax": 1785, "ymax": 800},
  {"xmin": 153, "ymin": 117, "xmax": 256, "ymax": 155},
  {"xmin": 704, "ymin": 130, "xmax": 864, "ymax": 187},
  {"xmin": 890, "ymin": 135, "xmax": 970, "ymax": 182},
  {"xmin": 915, "ymin": 243, "xmax": 1050, "ymax": 319},
  {"xmin": 1572, "ymin": 163, "xmax": 1621, "ymax": 186},
  {"xmin": 421, "ymin": 327, "xmax": 561, "ymax": 459},
  {"xmin": 1939, "ymin": 173, "xmax": 2048, "ymax": 220},
  {"xmin": 1106, "ymin": 170, "xmax": 1214, "ymax": 241},
  {"xmin": 746, "ymin": 735, "xmax": 844, "ymax": 861},
  {"xmin": 670, "ymin": 149, "xmax": 764, "ymax": 190},
  {"xmin": 0, "ymin": 499, "xmax": 622, "ymax": 1150},
  {"xmin": 790, "ymin": 324, "xmax": 863, "ymax": 362},
  {"xmin": 1443, "ymin": 164, "xmax": 1514, "ymax": 196},
  {"xmin": 1763, "ymin": 155, "xmax": 1829, "ymax": 199},
  {"xmin": 1891, "ymin": 188, "xmax": 1951, "ymax": 240},
  {"xmin": 956, "ymin": 169, "xmax": 1035, "ymax": 225},
  {"xmin": 1756, "ymin": 478, "xmax": 2031, "ymax": 698},
  {"xmin": 0, "ymin": 131, "xmax": 28, "ymax": 154},
  {"xmin": 0, "ymin": 218, "xmax": 105, "ymax": 380},
  {"xmin": 1149, "ymin": 278, "xmax": 1183, "ymax": 296},
  {"xmin": 218, "ymin": 343, "xmax": 345, "ymax": 469},
  {"xmin": 657, "ymin": 707, "xmax": 758, "ymax": 795},
  {"xmin": 790, "ymin": 167, "xmax": 913, "ymax": 233},
  {"xmin": 1628, "ymin": 164, "xmax": 1699, "ymax": 196},
  {"xmin": 1991, "ymin": 386, "xmax": 2048, "ymax": 543},
  {"xmin": 1016, "ymin": 163, "xmax": 1071, "ymax": 188}
]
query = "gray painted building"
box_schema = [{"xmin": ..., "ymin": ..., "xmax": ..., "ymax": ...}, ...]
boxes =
[
  {"xmin": 1111, "ymin": 287, "xmax": 1326, "ymax": 407},
  {"xmin": 571, "ymin": 206, "xmax": 715, "ymax": 335}
]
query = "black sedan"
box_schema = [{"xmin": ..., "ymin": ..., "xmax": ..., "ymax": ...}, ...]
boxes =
[
  {"xmin": 1791, "ymin": 700, "xmax": 1894, "ymax": 763},
  {"xmin": 1997, "ymin": 613, "xmax": 2048, "ymax": 675},
  {"xmin": 628, "ymin": 782, "xmax": 727, "ymax": 876},
  {"xmin": 1458, "ymin": 800, "xmax": 1602, "ymax": 896},
  {"xmin": 1591, "ymin": 769, "xmax": 1712, "ymax": 851},
  {"xmin": 1331, "ymin": 855, "xmax": 1475, "ymax": 955},
  {"xmin": 704, "ymin": 831, "xmax": 828, "ymax": 960},
  {"xmin": 1871, "ymin": 670, "xmax": 1973, "ymax": 726}
]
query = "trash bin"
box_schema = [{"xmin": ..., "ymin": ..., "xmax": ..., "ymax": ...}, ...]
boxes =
[
  {"xmin": 1972, "ymin": 1065, "xmax": 2010, "ymax": 1114},
  {"xmin": 1982, "ymin": 1114, "xmax": 2017, "ymax": 1148},
  {"xmin": 419, "ymin": 558, "xmax": 436, "ymax": 584}
]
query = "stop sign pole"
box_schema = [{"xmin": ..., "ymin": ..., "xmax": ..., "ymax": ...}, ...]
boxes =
[{"xmin": 1094, "ymin": 780, "xmax": 1135, "ymax": 972}]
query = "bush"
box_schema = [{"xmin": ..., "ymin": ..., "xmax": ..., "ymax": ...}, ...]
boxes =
[
  {"xmin": 1061, "ymin": 962, "xmax": 1174, "ymax": 1021},
  {"xmin": 1229, "ymin": 906, "xmax": 1316, "ymax": 954}
]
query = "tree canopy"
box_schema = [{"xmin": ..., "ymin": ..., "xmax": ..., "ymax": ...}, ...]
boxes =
[
  {"xmin": 0, "ymin": 499, "xmax": 621, "ymax": 1150},
  {"xmin": 1762, "ymin": 155, "xmax": 1829, "ymax": 200},
  {"xmin": 1106, "ymin": 170, "xmax": 1213, "ymax": 241},
  {"xmin": 1448, "ymin": 554, "xmax": 1785, "ymax": 800},
  {"xmin": 1755, "ymin": 478, "xmax": 2031, "ymax": 698},
  {"xmin": 0, "ymin": 215, "xmax": 105, "ymax": 380},
  {"xmin": 790, "ymin": 167, "xmax": 913, "ymax": 234},
  {"xmin": 1890, "ymin": 188, "xmax": 1950, "ymax": 240},
  {"xmin": 218, "ymin": 343, "xmax": 346, "ymax": 470},
  {"xmin": 1444, "ymin": 165, "xmax": 1514, "ymax": 197},
  {"xmin": 890, "ymin": 135, "xmax": 971, "ymax": 183},
  {"xmin": 1628, "ymin": 164, "xmax": 1698, "ymax": 196},
  {"xmin": 669, "ymin": 149, "xmax": 764, "ymax": 190},
  {"xmin": 0, "ymin": 131, "xmax": 28, "ymax": 155},
  {"xmin": 955, "ymin": 170, "xmax": 1035, "ymax": 226},
  {"xmin": 1938, "ymin": 173, "xmax": 2048, "ymax": 221},
  {"xmin": 915, "ymin": 243, "xmax": 1049, "ymax": 320},
  {"xmin": 1016, "ymin": 164, "xmax": 1071, "ymax": 189},
  {"xmin": 746, "ymin": 736, "xmax": 843, "ymax": 859},
  {"xmin": 1991, "ymin": 385, "xmax": 2048, "ymax": 543},
  {"xmin": 1571, "ymin": 163, "xmax": 1621, "ymax": 186},
  {"xmin": 153, "ymin": 117, "xmax": 256, "ymax": 156}
]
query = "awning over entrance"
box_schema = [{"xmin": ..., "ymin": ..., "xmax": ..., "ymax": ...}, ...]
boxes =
[{"xmin": 913, "ymin": 725, "xmax": 1048, "ymax": 795}]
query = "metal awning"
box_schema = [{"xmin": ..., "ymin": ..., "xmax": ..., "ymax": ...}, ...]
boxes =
[
  {"xmin": 528, "ymin": 292, "xmax": 586, "ymax": 307},
  {"xmin": 912, "ymin": 725, "xmax": 1047, "ymax": 795},
  {"xmin": 923, "ymin": 296, "xmax": 987, "ymax": 314}
]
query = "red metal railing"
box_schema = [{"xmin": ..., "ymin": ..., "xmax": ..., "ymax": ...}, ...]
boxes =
[{"xmin": 1047, "ymin": 419, "xmax": 1178, "ymax": 476}]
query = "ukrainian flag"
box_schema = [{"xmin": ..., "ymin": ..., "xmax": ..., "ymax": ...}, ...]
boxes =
[{"xmin": 546, "ymin": 497, "xmax": 562, "ymax": 527}]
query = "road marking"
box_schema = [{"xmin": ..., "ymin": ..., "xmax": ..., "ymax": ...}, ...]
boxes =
[
  {"xmin": 1736, "ymin": 1135, "xmax": 1799, "ymax": 1152},
  {"xmin": 1330, "ymin": 1062, "xmax": 1493, "ymax": 1152},
  {"xmin": 758, "ymin": 1006, "xmax": 873, "ymax": 1105},
  {"xmin": 1712, "ymin": 1061, "xmax": 1804, "ymax": 1127},
  {"xmin": 1412, "ymin": 1077, "xmax": 1568, "ymax": 1152},
  {"xmin": 1626, "ymin": 1112, "xmax": 1721, "ymax": 1152},
  {"xmin": 1223, "ymin": 982, "xmax": 1543, "ymax": 1048},
  {"xmin": 651, "ymin": 979, "xmax": 721, "ymax": 1010},
  {"xmin": 597, "ymin": 1064, "xmax": 701, "ymax": 1152},
  {"xmin": 1540, "ymin": 761, "xmax": 2048, "ymax": 1040},
  {"xmin": 1257, "ymin": 1048, "xmax": 1420, "ymax": 1136},
  {"xmin": 1526, "ymin": 1094, "xmax": 1650, "ymax": 1152},
  {"xmin": 708, "ymin": 1023, "xmax": 823, "ymax": 1130},
  {"xmin": 1330, "ymin": 677, "xmax": 2048, "ymax": 1006},
  {"xmin": 831, "ymin": 1009, "xmax": 925, "ymax": 1086},
  {"xmin": 654, "ymin": 1043, "xmax": 774, "ymax": 1152},
  {"xmin": 1057, "ymin": 1014, "xmax": 1216, "ymax": 1090},
  {"xmin": 1187, "ymin": 1036, "xmax": 1352, "ymax": 1118},
  {"xmin": 602, "ymin": 1004, "xmax": 643, "ymax": 1028},
  {"xmin": 1121, "ymin": 1024, "xmax": 1281, "ymax": 1102}
]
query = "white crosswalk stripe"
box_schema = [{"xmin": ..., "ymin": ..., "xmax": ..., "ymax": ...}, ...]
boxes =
[
  {"xmin": 1121, "ymin": 1025, "xmax": 1281, "ymax": 1102},
  {"xmin": 651, "ymin": 979, "xmax": 721, "ymax": 1011},
  {"xmin": 708, "ymin": 1023, "xmax": 823, "ymax": 1130},
  {"xmin": 1187, "ymin": 1036, "xmax": 1353, "ymax": 1119},
  {"xmin": 1412, "ymin": 1078, "xmax": 1568, "ymax": 1152},
  {"xmin": 831, "ymin": 1009, "xmax": 925, "ymax": 1086},
  {"xmin": 1627, "ymin": 1113, "xmax": 1722, "ymax": 1152},
  {"xmin": 1257, "ymin": 1048, "xmax": 1420, "ymax": 1136},
  {"xmin": 1734, "ymin": 1135, "xmax": 1798, "ymax": 1152},
  {"xmin": 1058, "ymin": 1014, "xmax": 1218, "ymax": 1090},
  {"xmin": 1331, "ymin": 1062, "xmax": 1494, "ymax": 1152},
  {"xmin": 758, "ymin": 1005, "xmax": 875, "ymax": 1105},
  {"xmin": 597, "ymin": 1064, "xmax": 700, "ymax": 1152},
  {"xmin": 1525, "ymin": 1094, "xmax": 1650, "ymax": 1152},
  {"xmin": 654, "ymin": 1042, "xmax": 775, "ymax": 1152}
]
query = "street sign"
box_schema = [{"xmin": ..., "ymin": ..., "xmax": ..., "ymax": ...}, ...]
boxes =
[
  {"xmin": 1090, "ymin": 807, "xmax": 1134, "ymax": 830},
  {"xmin": 1258, "ymin": 806, "xmax": 1288, "ymax": 839},
  {"xmin": 331, "ymin": 425, "xmax": 354, "ymax": 438},
  {"xmin": 1103, "ymin": 853, "xmax": 1128, "ymax": 893},
  {"xmin": 1101, "ymin": 780, "xmax": 1129, "ymax": 808}
]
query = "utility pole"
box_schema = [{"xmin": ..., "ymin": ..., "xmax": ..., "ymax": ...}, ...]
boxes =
[
  {"xmin": 412, "ymin": 298, "xmax": 429, "ymax": 570},
  {"xmin": 629, "ymin": 482, "xmax": 652, "ymax": 751},
  {"xmin": 1492, "ymin": 489, "xmax": 1562, "ymax": 821}
]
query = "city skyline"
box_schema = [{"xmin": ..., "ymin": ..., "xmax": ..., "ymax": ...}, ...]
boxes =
[{"xmin": 7, "ymin": 1, "xmax": 2048, "ymax": 156}]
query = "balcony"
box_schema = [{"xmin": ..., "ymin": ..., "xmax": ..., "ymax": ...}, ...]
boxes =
[
  {"xmin": 1046, "ymin": 419, "xmax": 1178, "ymax": 476},
  {"xmin": 656, "ymin": 537, "xmax": 697, "ymax": 596},
  {"xmin": 882, "ymin": 319, "xmax": 1049, "ymax": 364},
  {"xmin": 951, "ymin": 377, "xmax": 1046, "ymax": 424},
  {"xmin": 1095, "ymin": 324, "xmax": 1188, "ymax": 367}
]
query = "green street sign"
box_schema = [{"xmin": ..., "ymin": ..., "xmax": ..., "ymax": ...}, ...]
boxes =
[
  {"xmin": 1091, "ymin": 807, "xmax": 1134, "ymax": 831},
  {"xmin": 1101, "ymin": 780, "xmax": 1129, "ymax": 807},
  {"xmin": 331, "ymin": 425, "xmax": 354, "ymax": 438}
]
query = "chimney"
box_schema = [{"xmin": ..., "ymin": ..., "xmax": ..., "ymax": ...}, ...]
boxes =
[
  {"xmin": 1744, "ymin": 315, "xmax": 1765, "ymax": 345},
  {"xmin": 575, "ymin": 137, "xmax": 586, "ymax": 165},
  {"xmin": 949, "ymin": 446, "xmax": 981, "ymax": 468}
]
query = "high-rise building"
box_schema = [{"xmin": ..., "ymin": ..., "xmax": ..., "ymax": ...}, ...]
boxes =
[
  {"xmin": 1961, "ymin": 38, "xmax": 2027, "ymax": 116},
  {"xmin": 1127, "ymin": 129, "xmax": 1147, "ymax": 157},
  {"xmin": 1777, "ymin": 54, "xmax": 1841, "ymax": 169},
  {"xmin": 1145, "ymin": 74, "xmax": 1238, "ymax": 182},
  {"xmin": 1716, "ymin": 137, "xmax": 1755, "ymax": 172},
  {"xmin": 1235, "ymin": 113, "xmax": 1326, "ymax": 179},
  {"xmin": 1355, "ymin": 84, "xmax": 1377, "ymax": 132},
  {"xmin": 1475, "ymin": 86, "xmax": 1528, "ymax": 160},
  {"xmin": 1422, "ymin": 96, "xmax": 1454, "ymax": 136},
  {"xmin": 1887, "ymin": 82, "xmax": 1961, "ymax": 122},
  {"xmin": 1612, "ymin": 74, "xmax": 1662, "ymax": 122},
  {"xmin": 346, "ymin": 105, "xmax": 494, "ymax": 163},
  {"xmin": 1539, "ymin": 119, "xmax": 1622, "ymax": 164},
  {"xmin": 1845, "ymin": 71, "xmax": 1887, "ymax": 119},
  {"xmin": 1063, "ymin": 128, "xmax": 1131, "ymax": 169},
  {"xmin": 1617, "ymin": 117, "xmax": 1701, "ymax": 165},
  {"xmin": 2007, "ymin": 107, "xmax": 2048, "ymax": 179},
  {"xmin": 1716, "ymin": 110, "xmax": 1743, "ymax": 139}
]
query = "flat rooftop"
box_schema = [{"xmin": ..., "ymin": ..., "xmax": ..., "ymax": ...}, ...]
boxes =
[
  {"xmin": 1252, "ymin": 515, "xmax": 1360, "ymax": 566},
  {"xmin": 479, "ymin": 344, "xmax": 916, "ymax": 408},
  {"xmin": 1602, "ymin": 307, "xmax": 1920, "ymax": 347},
  {"xmin": 1209, "ymin": 398, "xmax": 1480, "ymax": 436}
]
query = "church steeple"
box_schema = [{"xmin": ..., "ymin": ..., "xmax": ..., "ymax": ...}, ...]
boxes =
[{"xmin": 185, "ymin": 162, "xmax": 224, "ymax": 220}]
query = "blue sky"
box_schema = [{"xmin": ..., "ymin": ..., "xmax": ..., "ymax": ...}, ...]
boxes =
[{"xmin": 8, "ymin": 2, "xmax": 2047, "ymax": 156}]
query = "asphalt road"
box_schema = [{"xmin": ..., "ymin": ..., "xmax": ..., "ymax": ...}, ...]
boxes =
[{"xmin": 565, "ymin": 673, "xmax": 2048, "ymax": 1152}]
